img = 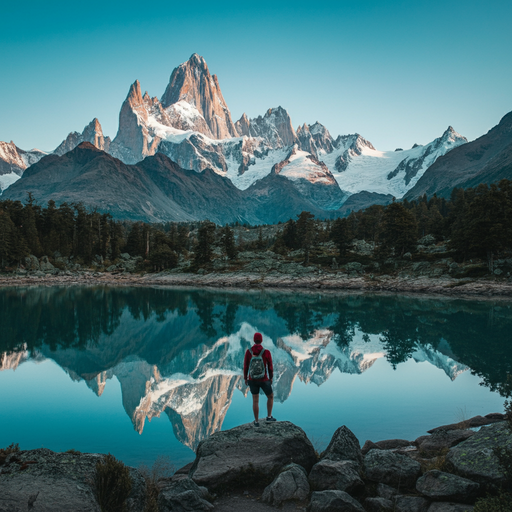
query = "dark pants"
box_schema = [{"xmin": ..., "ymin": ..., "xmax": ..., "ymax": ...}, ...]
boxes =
[{"xmin": 248, "ymin": 380, "xmax": 273, "ymax": 396}]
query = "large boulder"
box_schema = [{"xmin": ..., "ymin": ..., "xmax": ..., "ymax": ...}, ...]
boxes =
[
  {"xmin": 158, "ymin": 475, "xmax": 213, "ymax": 512},
  {"xmin": 39, "ymin": 255, "xmax": 55, "ymax": 272},
  {"xmin": 416, "ymin": 470, "xmax": 479, "ymax": 502},
  {"xmin": 261, "ymin": 463, "xmax": 310, "ymax": 506},
  {"xmin": 0, "ymin": 448, "xmax": 146, "ymax": 512},
  {"xmin": 415, "ymin": 430, "xmax": 474, "ymax": 456},
  {"xmin": 189, "ymin": 421, "xmax": 317, "ymax": 490},
  {"xmin": 364, "ymin": 450, "xmax": 422, "ymax": 489},
  {"xmin": 446, "ymin": 422, "xmax": 512, "ymax": 488},
  {"xmin": 374, "ymin": 439, "xmax": 413, "ymax": 450},
  {"xmin": 24, "ymin": 254, "xmax": 39, "ymax": 271},
  {"xmin": 320, "ymin": 425, "xmax": 363, "ymax": 466},
  {"xmin": 394, "ymin": 495, "xmax": 430, "ymax": 512},
  {"xmin": 307, "ymin": 490, "xmax": 365, "ymax": 512},
  {"xmin": 308, "ymin": 460, "xmax": 364, "ymax": 493}
]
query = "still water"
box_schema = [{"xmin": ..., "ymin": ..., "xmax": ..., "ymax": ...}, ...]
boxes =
[{"xmin": 0, "ymin": 286, "xmax": 510, "ymax": 469}]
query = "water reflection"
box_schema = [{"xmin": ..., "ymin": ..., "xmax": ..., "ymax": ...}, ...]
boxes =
[{"xmin": 1, "ymin": 286, "xmax": 511, "ymax": 450}]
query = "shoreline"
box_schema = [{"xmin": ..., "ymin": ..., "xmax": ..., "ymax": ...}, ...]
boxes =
[{"xmin": 1, "ymin": 270, "xmax": 511, "ymax": 299}]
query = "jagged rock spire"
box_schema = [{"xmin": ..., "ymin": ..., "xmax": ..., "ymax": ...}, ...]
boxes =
[{"xmin": 161, "ymin": 53, "xmax": 238, "ymax": 139}]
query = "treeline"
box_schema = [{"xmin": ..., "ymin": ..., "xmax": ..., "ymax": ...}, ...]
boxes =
[{"xmin": 1, "ymin": 180, "xmax": 512, "ymax": 271}]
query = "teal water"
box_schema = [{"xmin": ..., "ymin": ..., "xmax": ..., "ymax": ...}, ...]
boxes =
[{"xmin": 0, "ymin": 286, "xmax": 510, "ymax": 468}]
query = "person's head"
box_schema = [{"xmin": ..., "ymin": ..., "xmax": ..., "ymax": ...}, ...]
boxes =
[{"xmin": 254, "ymin": 332, "xmax": 263, "ymax": 344}]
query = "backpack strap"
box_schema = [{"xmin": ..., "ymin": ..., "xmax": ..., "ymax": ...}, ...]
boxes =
[
  {"xmin": 249, "ymin": 348, "xmax": 254, "ymax": 356},
  {"xmin": 259, "ymin": 349, "xmax": 265, "ymax": 357}
]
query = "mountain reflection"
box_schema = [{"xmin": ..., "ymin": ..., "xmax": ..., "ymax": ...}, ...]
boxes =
[{"xmin": 1, "ymin": 286, "xmax": 512, "ymax": 449}]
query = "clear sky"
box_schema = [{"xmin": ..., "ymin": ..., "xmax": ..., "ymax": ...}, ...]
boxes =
[{"xmin": 1, "ymin": 0, "xmax": 511, "ymax": 152}]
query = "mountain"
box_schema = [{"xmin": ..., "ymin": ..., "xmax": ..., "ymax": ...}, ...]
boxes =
[
  {"xmin": 0, "ymin": 53, "xmax": 480, "ymax": 217},
  {"xmin": 2, "ymin": 142, "xmax": 346, "ymax": 224},
  {"xmin": 404, "ymin": 111, "xmax": 512, "ymax": 199},
  {"xmin": 161, "ymin": 53, "xmax": 238, "ymax": 139},
  {"xmin": 2, "ymin": 143, "xmax": 258, "ymax": 224},
  {"xmin": 54, "ymin": 118, "xmax": 111, "ymax": 156},
  {"xmin": 0, "ymin": 142, "xmax": 46, "ymax": 193}
]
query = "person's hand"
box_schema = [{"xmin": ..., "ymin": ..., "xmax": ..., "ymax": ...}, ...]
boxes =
[
  {"xmin": 270, "ymin": 379, "xmax": 273, "ymax": 384},
  {"xmin": 245, "ymin": 380, "xmax": 248, "ymax": 386}
]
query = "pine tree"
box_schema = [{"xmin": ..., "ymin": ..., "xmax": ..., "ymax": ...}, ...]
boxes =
[
  {"xmin": 330, "ymin": 217, "xmax": 352, "ymax": 257},
  {"xmin": 381, "ymin": 201, "xmax": 418, "ymax": 257},
  {"xmin": 220, "ymin": 225, "xmax": 237, "ymax": 260},
  {"xmin": 194, "ymin": 221, "xmax": 216, "ymax": 266},
  {"xmin": 296, "ymin": 211, "xmax": 316, "ymax": 264}
]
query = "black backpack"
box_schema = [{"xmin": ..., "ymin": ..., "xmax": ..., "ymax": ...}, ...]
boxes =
[{"xmin": 248, "ymin": 348, "xmax": 266, "ymax": 380}]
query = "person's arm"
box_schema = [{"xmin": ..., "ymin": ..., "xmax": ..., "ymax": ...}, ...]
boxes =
[
  {"xmin": 266, "ymin": 350, "xmax": 273, "ymax": 381},
  {"xmin": 243, "ymin": 349, "xmax": 250, "ymax": 382}
]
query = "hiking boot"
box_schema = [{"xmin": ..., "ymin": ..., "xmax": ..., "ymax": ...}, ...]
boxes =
[
  {"xmin": 254, "ymin": 420, "xmax": 260, "ymax": 427},
  {"xmin": 266, "ymin": 416, "xmax": 277, "ymax": 422}
]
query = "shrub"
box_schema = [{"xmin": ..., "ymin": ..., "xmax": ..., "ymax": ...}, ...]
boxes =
[
  {"xmin": 94, "ymin": 453, "xmax": 132, "ymax": 512},
  {"xmin": 0, "ymin": 443, "xmax": 20, "ymax": 465}
]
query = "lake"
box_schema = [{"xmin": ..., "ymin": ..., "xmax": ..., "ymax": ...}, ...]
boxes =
[{"xmin": 0, "ymin": 286, "xmax": 510, "ymax": 469}]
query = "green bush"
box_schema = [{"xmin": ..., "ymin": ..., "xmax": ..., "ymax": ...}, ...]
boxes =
[
  {"xmin": 94, "ymin": 453, "xmax": 132, "ymax": 512},
  {"xmin": 0, "ymin": 443, "xmax": 20, "ymax": 465}
]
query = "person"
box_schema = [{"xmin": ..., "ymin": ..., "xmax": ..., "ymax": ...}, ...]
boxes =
[{"xmin": 244, "ymin": 332, "xmax": 276, "ymax": 426}]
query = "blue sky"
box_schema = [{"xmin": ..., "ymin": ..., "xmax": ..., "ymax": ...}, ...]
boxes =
[{"xmin": 1, "ymin": 0, "xmax": 511, "ymax": 152}]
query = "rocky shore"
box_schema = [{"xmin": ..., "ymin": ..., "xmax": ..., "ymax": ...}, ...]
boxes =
[
  {"xmin": 1, "ymin": 269, "xmax": 512, "ymax": 299},
  {"xmin": 0, "ymin": 413, "xmax": 509, "ymax": 512}
]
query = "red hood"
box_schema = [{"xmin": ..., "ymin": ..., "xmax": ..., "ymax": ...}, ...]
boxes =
[{"xmin": 251, "ymin": 344, "xmax": 264, "ymax": 355}]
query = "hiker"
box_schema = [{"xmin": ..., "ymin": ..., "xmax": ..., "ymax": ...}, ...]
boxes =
[{"xmin": 244, "ymin": 332, "xmax": 276, "ymax": 426}]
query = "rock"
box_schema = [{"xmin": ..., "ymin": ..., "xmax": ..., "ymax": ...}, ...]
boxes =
[
  {"xmin": 351, "ymin": 240, "xmax": 374, "ymax": 256},
  {"xmin": 427, "ymin": 503, "xmax": 474, "ymax": 512},
  {"xmin": 446, "ymin": 422, "xmax": 512, "ymax": 488},
  {"xmin": 427, "ymin": 415, "xmax": 502, "ymax": 434},
  {"xmin": 262, "ymin": 463, "xmax": 310, "ymax": 506},
  {"xmin": 362, "ymin": 440, "xmax": 380, "ymax": 455},
  {"xmin": 189, "ymin": 421, "xmax": 316, "ymax": 490},
  {"xmin": 0, "ymin": 448, "xmax": 145, "ymax": 512},
  {"xmin": 158, "ymin": 476, "xmax": 213, "ymax": 512},
  {"xmin": 418, "ymin": 234, "xmax": 436, "ymax": 246},
  {"xmin": 394, "ymin": 495, "xmax": 430, "ymax": 512},
  {"xmin": 376, "ymin": 483, "xmax": 398, "ymax": 500},
  {"xmin": 345, "ymin": 262, "xmax": 363, "ymax": 272},
  {"xmin": 307, "ymin": 490, "xmax": 365, "ymax": 512},
  {"xmin": 375, "ymin": 439, "xmax": 413, "ymax": 450},
  {"xmin": 415, "ymin": 430, "xmax": 474, "ymax": 455},
  {"xmin": 364, "ymin": 497, "xmax": 394, "ymax": 511},
  {"xmin": 320, "ymin": 425, "xmax": 363, "ymax": 466},
  {"xmin": 308, "ymin": 459, "xmax": 364, "ymax": 493},
  {"xmin": 364, "ymin": 450, "xmax": 422, "ymax": 489},
  {"xmin": 416, "ymin": 470, "xmax": 479, "ymax": 503},
  {"xmin": 24, "ymin": 254, "xmax": 40, "ymax": 271},
  {"xmin": 39, "ymin": 256, "xmax": 55, "ymax": 272}
]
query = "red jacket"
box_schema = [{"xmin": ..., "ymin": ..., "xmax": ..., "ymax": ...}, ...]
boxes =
[{"xmin": 244, "ymin": 344, "xmax": 273, "ymax": 381}]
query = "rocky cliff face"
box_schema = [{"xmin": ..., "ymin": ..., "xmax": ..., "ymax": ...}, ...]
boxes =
[
  {"xmin": 161, "ymin": 53, "xmax": 238, "ymax": 140},
  {"xmin": 54, "ymin": 118, "xmax": 111, "ymax": 156}
]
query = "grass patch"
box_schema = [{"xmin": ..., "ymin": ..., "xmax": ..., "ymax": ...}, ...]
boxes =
[
  {"xmin": 0, "ymin": 443, "xmax": 20, "ymax": 465},
  {"xmin": 474, "ymin": 493, "xmax": 512, "ymax": 512}
]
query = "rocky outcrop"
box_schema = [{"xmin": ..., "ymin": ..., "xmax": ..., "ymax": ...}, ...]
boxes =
[
  {"xmin": 415, "ymin": 430, "xmax": 474, "ymax": 456},
  {"xmin": 262, "ymin": 463, "xmax": 310, "ymax": 506},
  {"xmin": 320, "ymin": 425, "xmax": 363, "ymax": 466},
  {"xmin": 161, "ymin": 53, "xmax": 238, "ymax": 140},
  {"xmin": 0, "ymin": 141, "xmax": 46, "ymax": 192},
  {"xmin": 446, "ymin": 421, "xmax": 512, "ymax": 488},
  {"xmin": 416, "ymin": 470, "xmax": 479, "ymax": 503},
  {"xmin": 54, "ymin": 118, "xmax": 111, "ymax": 156},
  {"xmin": 158, "ymin": 475, "xmax": 213, "ymax": 512},
  {"xmin": 0, "ymin": 448, "xmax": 146, "ymax": 512},
  {"xmin": 189, "ymin": 421, "xmax": 317, "ymax": 490},
  {"xmin": 364, "ymin": 450, "xmax": 422, "ymax": 489},
  {"xmin": 308, "ymin": 460, "xmax": 364, "ymax": 493}
]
